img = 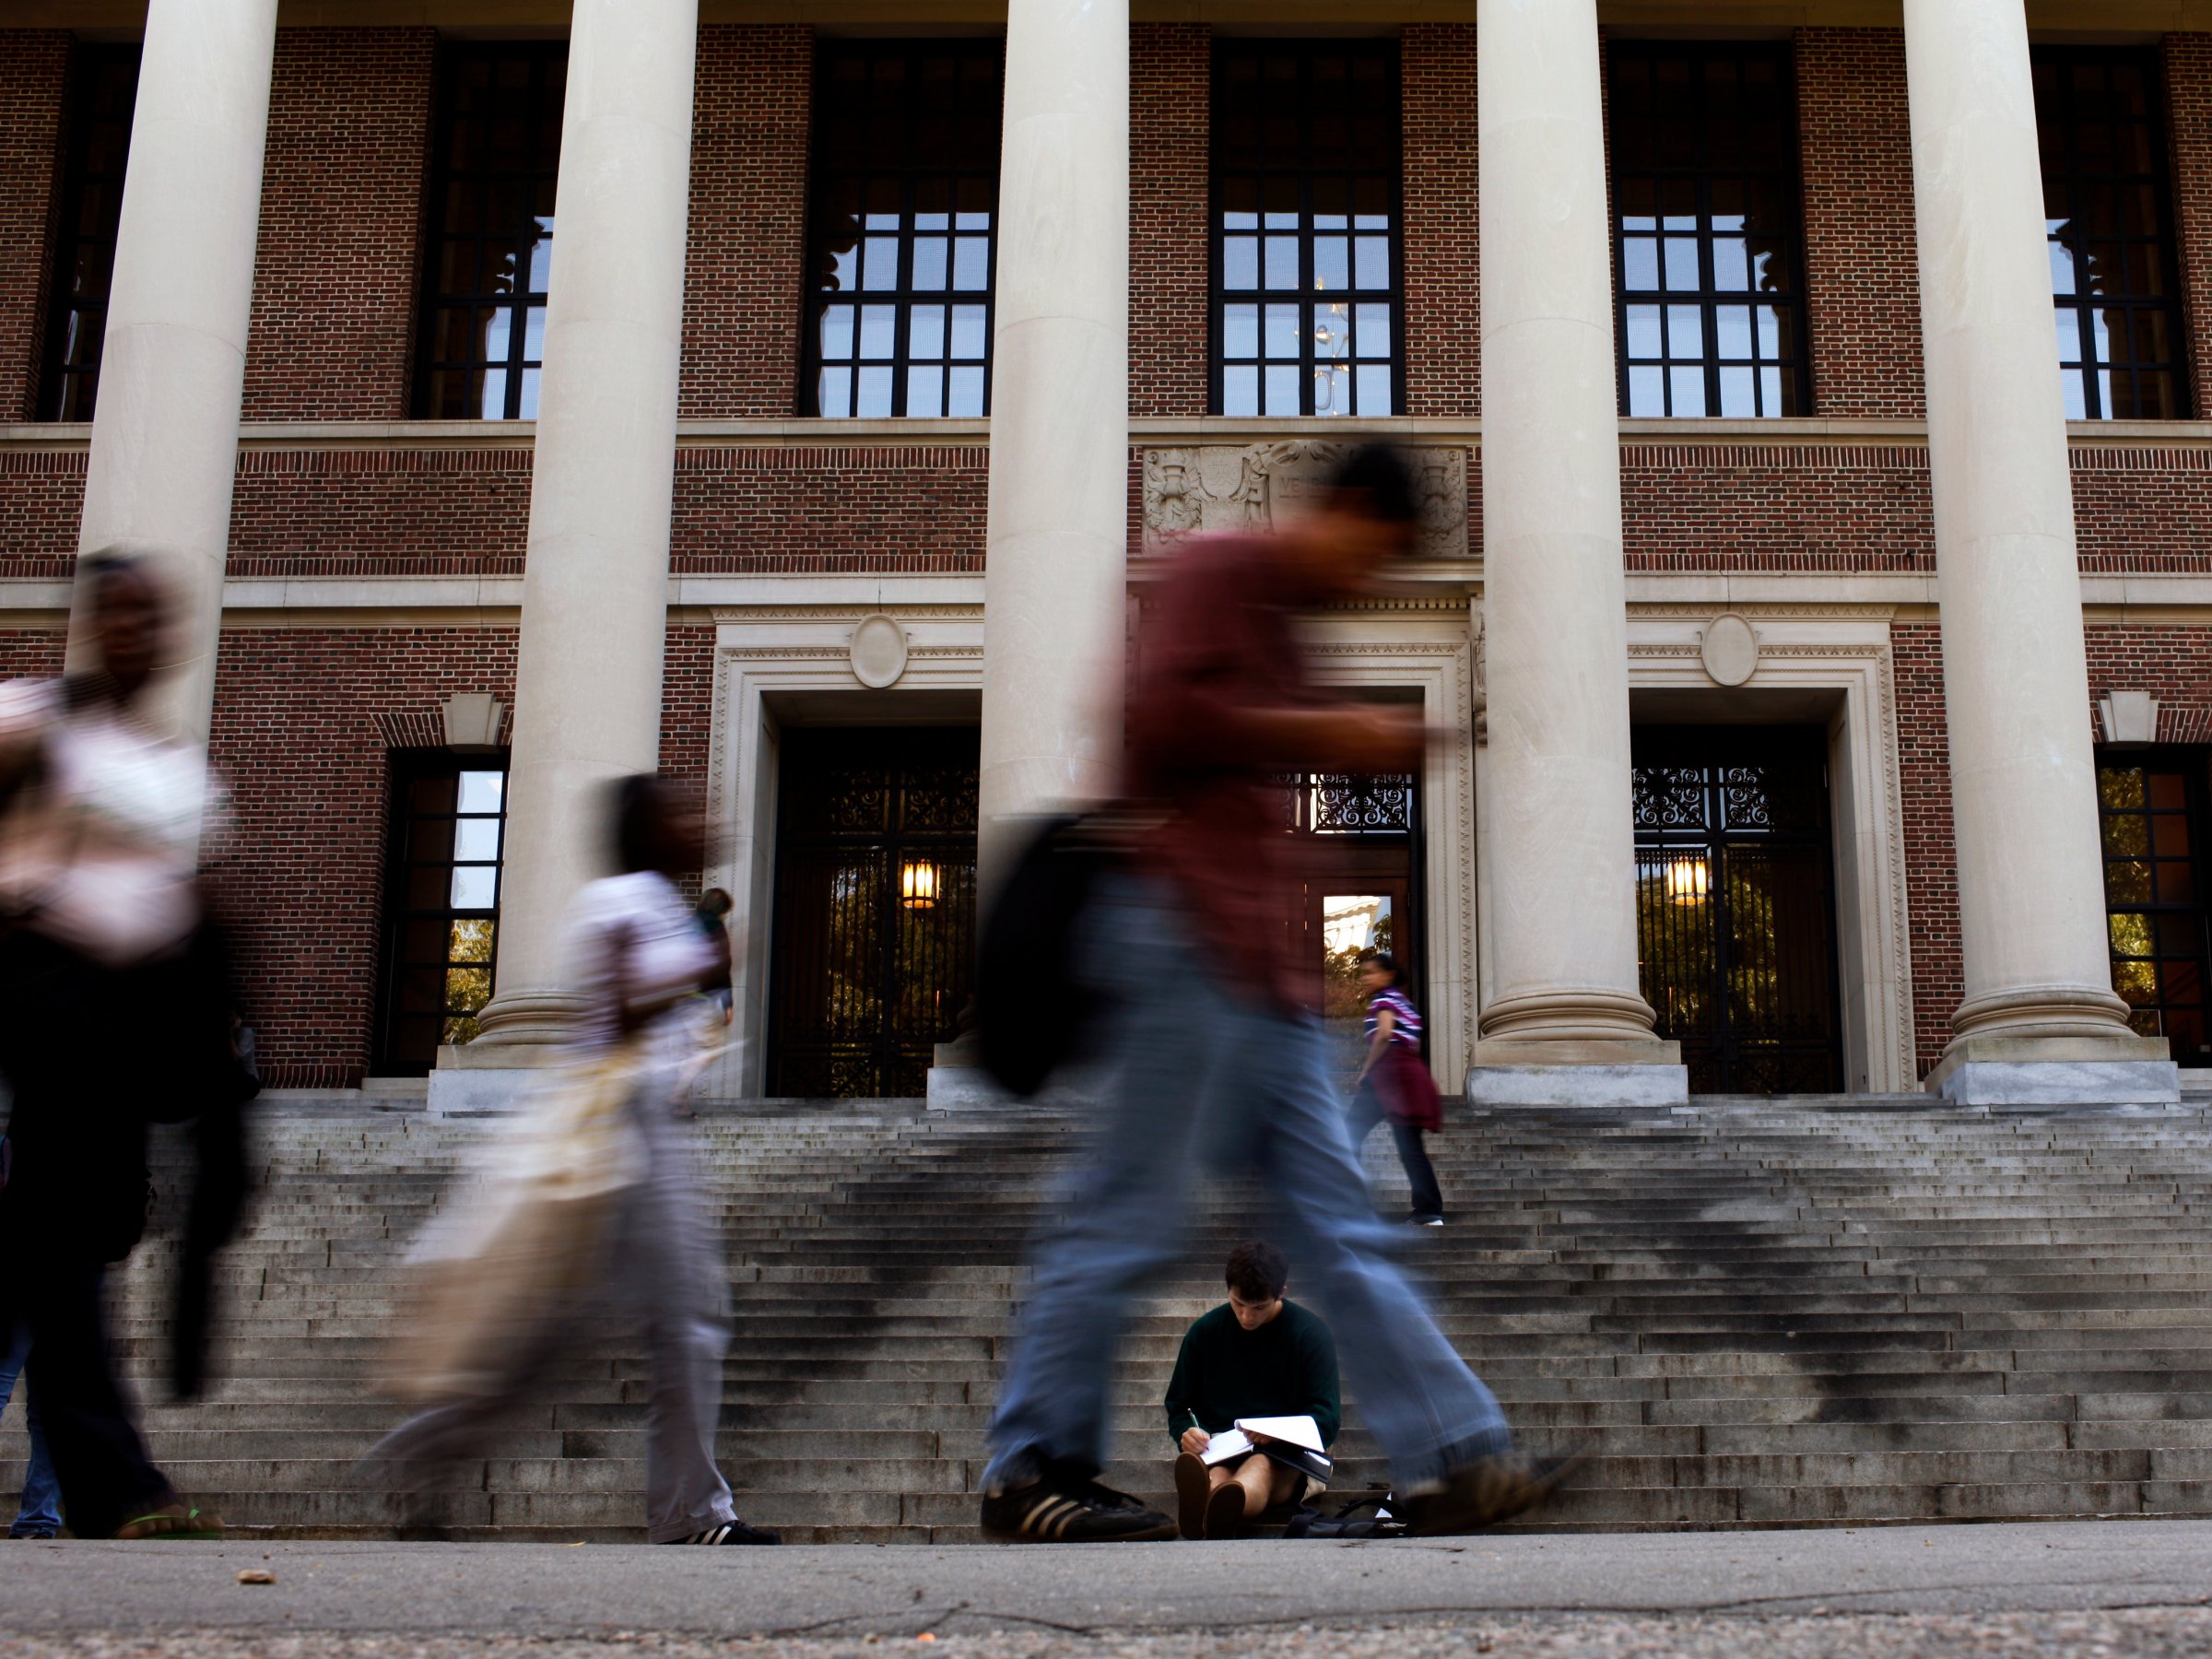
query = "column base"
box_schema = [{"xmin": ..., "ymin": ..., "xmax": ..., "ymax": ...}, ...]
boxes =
[
  {"xmin": 925, "ymin": 1033, "xmax": 1002, "ymax": 1111},
  {"xmin": 1924, "ymin": 1034, "xmax": 2178, "ymax": 1108},
  {"xmin": 1466, "ymin": 1038, "xmax": 1688, "ymax": 1108}
]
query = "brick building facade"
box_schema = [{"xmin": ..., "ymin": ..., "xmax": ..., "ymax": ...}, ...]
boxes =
[{"xmin": 0, "ymin": 2, "xmax": 2206, "ymax": 1102}]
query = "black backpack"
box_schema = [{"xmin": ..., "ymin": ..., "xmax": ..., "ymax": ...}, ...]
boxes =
[
  {"xmin": 1284, "ymin": 1493, "xmax": 1406, "ymax": 1540},
  {"xmin": 975, "ymin": 815, "xmax": 1123, "ymax": 1097}
]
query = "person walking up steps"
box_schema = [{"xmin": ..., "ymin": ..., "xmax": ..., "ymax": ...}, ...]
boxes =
[
  {"xmin": 977, "ymin": 443, "xmax": 1578, "ymax": 1544},
  {"xmin": 1348, "ymin": 953, "xmax": 1446, "ymax": 1227}
]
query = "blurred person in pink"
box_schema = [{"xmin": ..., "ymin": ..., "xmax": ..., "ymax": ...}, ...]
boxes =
[
  {"xmin": 0, "ymin": 552, "xmax": 243, "ymax": 1539},
  {"xmin": 368, "ymin": 774, "xmax": 778, "ymax": 1547}
]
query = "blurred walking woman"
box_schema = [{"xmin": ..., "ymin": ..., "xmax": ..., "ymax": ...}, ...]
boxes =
[
  {"xmin": 0, "ymin": 552, "xmax": 237, "ymax": 1538},
  {"xmin": 371, "ymin": 774, "xmax": 779, "ymax": 1547},
  {"xmin": 1348, "ymin": 953, "xmax": 1445, "ymax": 1227}
]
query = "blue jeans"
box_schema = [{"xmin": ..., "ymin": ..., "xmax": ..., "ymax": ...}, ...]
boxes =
[
  {"xmin": 0, "ymin": 1320, "xmax": 64, "ymax": 1535},
  {"xmin": 982, "ymin": 878, "xmax": 1512, "ymax": 1494}
]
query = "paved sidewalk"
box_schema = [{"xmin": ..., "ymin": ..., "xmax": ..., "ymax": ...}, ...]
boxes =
[{"xmin": 9, "ymin": 1521, "xmax": 2212, "ymax": 1655}]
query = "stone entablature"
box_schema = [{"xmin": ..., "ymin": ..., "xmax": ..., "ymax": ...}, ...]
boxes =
[{"xmin": 1140, "ymin": 440, "xmax": 1470, "ymax": 560}]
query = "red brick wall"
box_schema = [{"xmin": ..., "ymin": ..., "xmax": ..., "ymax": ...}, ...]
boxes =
[
  {"xmin": 1891, "ymin": 621, "xmax": 1959, "ymax": 1079},
  {"xmin": 0, "ymin": 627, "xmax": 64, "ymax": 679},
  {"xmin": 228, "ymin": 448, "xmax": 533, "ymax": 576},
  {"xmin": 205, "ymin": 627, "xmax": 519, "ymax": 1086},
  {"xmin": 0, "ymin": 448, "xmax": 84, "ymax": 574},
  {"xmin": 0, "ymin": 33, "xmax": 68, "ymax": 422},
  {"xmin": 1797, "ymin": 29, "xmax": 1924, "ymax": 420},
  {"xmin": 2086, "ymin": 625, "xmax": 2212, "ymax": 746},
  {"xmin": 680, "ymin": 25, "xmax": 810, "ymax": 419},
  {"xmin": 2070, "ymin": 444, "xmax": 2212, "ymax": 571},
  {"xmin": 2165, "ymin": 36, "xmax": 2212, "ymax": 422},
  {"xmin": 203, "ymin": 623, "xmax": 714, "ymax": 1086},
  {"xmin": 1402, "ymin": 24, "xmax": 1478, "ymax": 419},
  {"xmin": 1131, "ymin": 22, "xmax": 1208, "ymax": 418},
  {"xmin": 242, "ymin": 29, "xmax": 434, "ymax": 421},
  {"xmin": 1622, "ymin": 442, "xmax": 1933, "ymax": 571},
  {"xmin": 671, "ymin": 444, "xmax": 986, "ymax": 571}
]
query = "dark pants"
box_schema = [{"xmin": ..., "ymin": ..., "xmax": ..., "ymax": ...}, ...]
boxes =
[
  {"xmin": 0, "ymin": 930, "xmax": 178, "ymax": 1538},
  {"xmin": 0, "ymin": 1261, "xmax": 170, "ymax": 1538},
  {"xmin": 1348, "ymin": 1080, "xmax": 1443, "ymax": 1219}
]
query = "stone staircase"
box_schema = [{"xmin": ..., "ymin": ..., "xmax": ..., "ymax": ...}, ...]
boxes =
[{"xmin": 11, "ymin": 1096, "xmax": 2212, "ymax": 1540}]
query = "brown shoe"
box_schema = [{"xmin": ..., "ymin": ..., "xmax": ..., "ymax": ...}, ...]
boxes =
[
  {"xmin": 1400, "ymin": 1452, "xmax": 1582, "ymax": 1536},
  {"xmin": 1174, "ymin": 1453, "xmax": 1209, "ymax": 1541},
  {"xmin": 1203, "ymin": 1480, "xmax": 1247, "ymax": 1540}
]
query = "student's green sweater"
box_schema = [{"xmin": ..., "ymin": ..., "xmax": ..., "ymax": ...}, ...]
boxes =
[{"xmin": 1161, "ymin": 1300, "xmax": 1341, "ymax": 1449}]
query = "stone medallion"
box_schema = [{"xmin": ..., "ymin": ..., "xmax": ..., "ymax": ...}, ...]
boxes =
[
  {"xmin": 1700, "ymin": 613, "xmax": 1759, "ymax": 688},
  {"xmin": 849, "ymin": 614, "xmax": 910, "ymax": 688}
]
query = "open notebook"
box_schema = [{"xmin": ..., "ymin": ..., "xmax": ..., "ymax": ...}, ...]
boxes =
[{"xmin": 1198, "ymin": 1415, "xmax": 1334, "ymax": 1485}]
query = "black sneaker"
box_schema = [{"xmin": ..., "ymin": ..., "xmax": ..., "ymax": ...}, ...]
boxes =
[
  {"xmin": 981, "ymin": 1465, "xmax": 1176, "ymax": 1543},
  {"xmin": 1398, "ymin": 1451, "xmax": 1582, "ymax": 1536},
  {"xmin": 665, "ymin": 1519, "xmax": 782, "ymax": 1545}
]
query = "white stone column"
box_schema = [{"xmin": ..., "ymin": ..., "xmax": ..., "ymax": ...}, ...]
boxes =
[
  {"xmin": 973, "ymin": 0, "xmax": 1129, "ymax": 896},
  {"xmin": 452, "ymin": 0, "xmax": 699, "ymax": 1087},
  {"xmin": 1904, "ymin": 0, "xmax": 2172, "ymax": 1105},
  {"xmin": 70, "ymin": 0, "xmax": 277, "ymax": 748},
  {"xmin": 1468, "ymin": 0, "xmax": 1682, "ymax": 1106}
]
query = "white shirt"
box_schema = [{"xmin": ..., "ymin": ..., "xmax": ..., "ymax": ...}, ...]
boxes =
[{"xmin": 560, "ymin": 870, "xmax": 718, "ymax": 1057}]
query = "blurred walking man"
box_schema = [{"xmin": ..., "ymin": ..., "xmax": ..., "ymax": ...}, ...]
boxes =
[{"xmin": 979, "ymin": 443, "xmax": 1575, "ymax": 1543}]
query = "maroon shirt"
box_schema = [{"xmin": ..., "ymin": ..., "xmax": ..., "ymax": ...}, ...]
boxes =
[{"xmin": 1124, "ymin": 535, "xmax": 1340, "ymax": 1008}]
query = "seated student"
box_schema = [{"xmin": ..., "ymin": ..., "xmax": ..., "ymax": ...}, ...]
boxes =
[{"xmin": 1164, "ymin": 1241, "xmax": 1341, "ymax": 1540}]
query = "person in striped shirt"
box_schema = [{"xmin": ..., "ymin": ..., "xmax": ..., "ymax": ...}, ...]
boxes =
[{"xmin": 1349, "ymin": 953, "xmax": 1445, "ymax": 1226}]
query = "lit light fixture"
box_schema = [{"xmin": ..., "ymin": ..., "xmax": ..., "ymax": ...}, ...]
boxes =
[
  {"xmin": 900, "ymin": 860, "xmax": 938, "ymax": 910},
  {"xmin": 1665, "ymin": 858, "xmax": 1710, "ymax": 905}
]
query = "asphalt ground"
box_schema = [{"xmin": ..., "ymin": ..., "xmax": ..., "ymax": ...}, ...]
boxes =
[{"xmin": 8, "ymin": 1521, "xmax": 2212, "ymax": 1654}]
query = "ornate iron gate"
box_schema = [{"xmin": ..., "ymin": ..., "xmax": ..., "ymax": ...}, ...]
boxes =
[
  {"xmin": 766, "ymin": 727, "xmax": 978, "ymax": 1098},
  {"xmin": 1632, "ymin": 727, "xmax": 1843, "ymax": 1094}
]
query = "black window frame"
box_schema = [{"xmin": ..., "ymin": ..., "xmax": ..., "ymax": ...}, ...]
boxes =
[
  {"xmin": 1208, "ymin": 37, "xmax": 1405, "ymax": 419},
  {"xmin": 2034, "ymin": 44, "xmax": 2191, "ymax": 421},
  {"xmin": 800, "ymin": 38, "xmax": 1006, "ymax": 420},
  {"xmin": 2097, "ymin": 746, "xmax": 2212, "ymax": 1066},
  {"xmin": 38, "ymin": 42, "xmax": 140, "ymax": 423},
  {"xmin": 372, "ymin": 749, "xmax": 511, "ymax": 1077},
  {"xmin": 1608, "ymin": 38, "xmax": 1811, "ymax": 420},
  {"xmin": 411, "ymin": 41, "xmax": 568, "ymax": 422}
]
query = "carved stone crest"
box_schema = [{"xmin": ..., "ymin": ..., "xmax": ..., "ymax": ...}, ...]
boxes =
[{"xmin": 1141, "ymin": 441, "xmax": 1469, "ymax": 560}]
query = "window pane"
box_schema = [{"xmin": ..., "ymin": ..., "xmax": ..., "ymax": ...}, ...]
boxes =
[
  {"xmin": 950, "ymin": 304, "xmax": 987, "ymax": 359},
  {"xmin": 1265, "ymin": 235, "xmax": 1300, "ymax": 289},
  {"xmin": 912, "ymin": 237, "xmax": 947, "ymax": 290},
  {"xmin": 452, "ymin": 865, "xmax": 498, "ymax": 911},
  {"xmin": 1265, "ymin": 303, "xmax": 1301, "ymax": 360},
  {"xmin": 1355, "ymin": 302, "xmax": 1391, "ymax": 359},
  {"xmin": 1224, "ymin": 302, "xmax": 1259, "ymax": 359},
  {"xmin": 2034, "ymin": 46, "xmax": 2185, "ymax": 419},
  {"xmin": 820, "ymin": 304, "xmax": 855, "ymax": 361},
  {"xmin": 1607, "ymin": 41, "xmax": 1806, "ymax": 418},
  {"xmin": 1354, "ymin": 363, "xmax": 1391, "ymax": 418},
  {"xmin": 910, "ymin": 304, "xmax": 946, "ymax": 360},
  {"xmin": 1224, "ymin": 363, "xmax": 1259, "ymax": 416},
  {"xmin": 1265, "ymin": 363, "xmax": 1300, "ymax": 415},
  {"xmin": 454, "ymin": 818, "xmax": 501, "ymax": 862},
  {"xmin": 805, "ymin": 42, "xmax": 1004, "ymax": 418},
  {"xmin": 856, "ymin": 364, "xmax": 894, "ymax": 417},
  {"xmin": 908, "ymin": 364, "xmax": 944, "ymax": 417},
  {"xmin": 1224, "ymin": 237, "xmax": 1260, "ymax": 289},
  {"xmin": 1353, "ymin": 236, "xmax": 1389, "ymax": 289},
  {"xmin": 412, "ymin": 45, "xmax": 567, "ymax": 420},
  {"xmin": 1626, "ymin": 304, "xmax": 1663, "ymax": 359},
  {"xmin": 1313, "ymin": 236, "xmax": 1348, "ymax": 291}
]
